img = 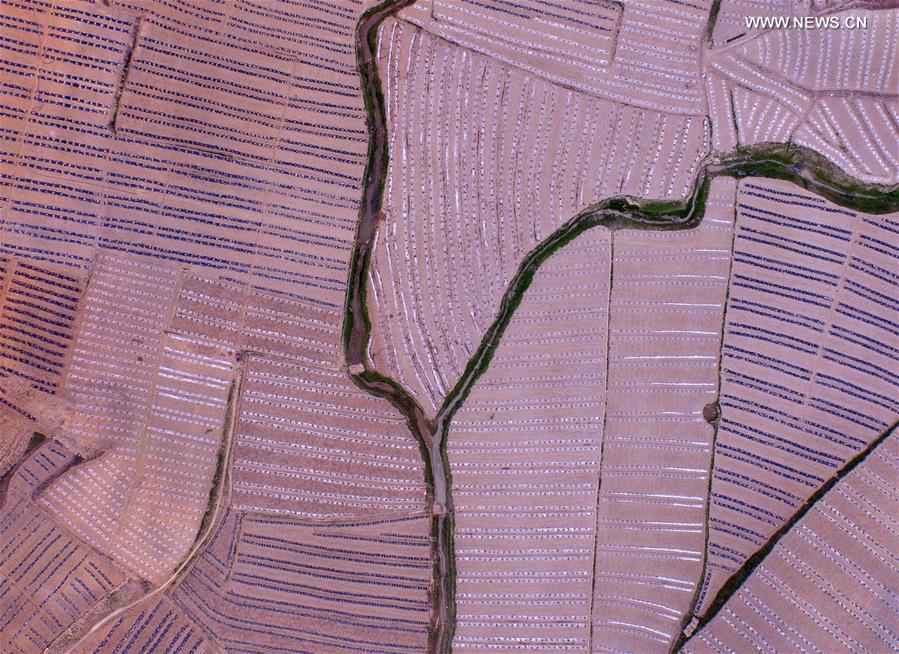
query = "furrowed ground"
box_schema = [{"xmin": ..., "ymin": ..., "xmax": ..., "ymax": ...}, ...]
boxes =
[
  {"xmin": 357, "ymin": 2, "xmax": 898, "ymax": 652},
  {"xmin": 0, "ymin": 0, "xmax": 896, "ymax": 652},
  {"xmin": 0, "ymin": 0, "xmax": 434, "ymax": 651}
]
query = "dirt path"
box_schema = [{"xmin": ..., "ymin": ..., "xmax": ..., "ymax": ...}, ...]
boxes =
[{"xmin": 346, "ymin": 5, "xmax": 898, "ymax": 653}]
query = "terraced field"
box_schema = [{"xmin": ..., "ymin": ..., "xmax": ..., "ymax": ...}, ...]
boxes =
[
  {"xmin": 0, "ymin": 0, "xmax": 896, "ymax": 653},
  {"xmin": 366, "ymin": 14, "xmax": 709, "ymax": 415},
  {"xmin": 447, "ymin": 228, "xmax": 610, "ymax": 651},
  {"xmin": 686, "ymin": 427, "xmax": 898, "ymax": 653},
  {"xmin": 0, "ymin": 0, "xmax": 367, "ymax": 303},
  {"xmin": 695, "ymin": 178, "xmax": 899, "ymax": 618},
  {"xmin": 0, "ymin": 441, "xmax": 131, "ymax": 654},
  {"xmin": 590, "ymin": 179, "xmax": 737, "ymax": 653},
  {"xmin": 706, "ymin": 8, "xmax": 898, "ymax": 184},
  {"xmin": 231, "ymin": 355, "xmax": 427, "ymax": 518}
]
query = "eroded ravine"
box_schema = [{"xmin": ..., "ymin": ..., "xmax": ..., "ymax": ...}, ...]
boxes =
[
  {"xmin": 672, "ymin": 420, "xmax": 899, "ymax": 652},
  {"xmin": 345, "ymin": 2, "xmax": 899, "ymax": 652},
  {"xmin": 346, "ymin": 1, "xmax": 454, "ymax": 651}
]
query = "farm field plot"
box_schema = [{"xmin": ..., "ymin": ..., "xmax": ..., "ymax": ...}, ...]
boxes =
[
  {"xmin": 230, "ymin": 354, "xmax": 427, "ymax": 517},
  {"xmin": 82, "ymin": 596, "xmax": 219, "ymax": 654},
  {"xmin": 685, "ymin": 427, "xmax": 898, "ymax": 653},
  {"xmin": 590, "ymin": 178, "xmax": 736, "ymax": 653},
  {"xmin": 0, "ymin": 255, "xmax": 83, "ymax": 470},
  {"xmin": 709, "ymin": 0, "xmax": 867, "ymax": 46},
  {"xmin": 0, "ymin": 404, "xmax": 32, "ymax": 478},
  {"xmin": 37, "ymin": 253, "xmax": 237, "ymax": 584},
  {"xmin": 0, "ymin": 0, "xmax": 371, "ymax": 305},
  {"xmin": 435, "ymin": 175, "xmax": 896, "ymax": 654},
  {"xmin": 443, "ymin": 179, "xmax": 738, "ymax": 653},
  {"xmin": 0, "ymin": 0, "xmax": 382, "ymax": 578},
  {"xmin": 54, "ymin": 277, "xmax": 431, "ymax": 648},
  {"xmin": 79, "ymin": 509, "xmax": 434, "ymax": 654},
  {"xmin": 694, "ymin": 178, "xmax": 899, "ymax": 620},
  {"xmin": 0, "ymin": 379, "xmax": 70, "ymax": 481},
  {"xmin": 705, "ymin": 7, "xmax": 898, "ymax": 183},
  {"xmin": 0, "ymin": 257, "xmax": 85, "ymax": 406},
  {"xmin": 168, "ymin": 272, "xmax": 346, "ymax": 370},
  {"xmin": 447, "ymin": 227, "xmax": 611, "ymax": 652},
  {"xmin": 0, "ymin": 0, "xmax": 385, "ymax": 620},
  {"xmin": 397, "ymin": 0, "xmax": 709, "ymax": 115},
  {"xmin": 0, "ymin": 0, "xmax": 438, "ymax": 619},
  {"xmin": 0, "ymin": 441, "xmax": 129, "ymax": 654},
  {"xmin": 0, "ymin": 0, "xmax": 897, "ymax": 652},
  {"xmin": 366, "ymin": 16, "xmax": 708, "ymax": 415},
  {"xmin": 2, "ymin": 438, "xmax": 76, "ymax": 504},
  {"xmin": 169, "ymin": 511, "xmax": 434, "ymax": 653},
  {"xmin": 84, "ymin": 512, "xmax": 431, "ymax": 653}
]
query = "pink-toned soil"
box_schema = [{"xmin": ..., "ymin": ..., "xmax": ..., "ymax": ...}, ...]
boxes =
[
  {"xmin": 697, "ymin": 178, "xmax": 899, "ymax": 616},
  {"xmin": 447, "ymin": 228, "xmax": 611, "ymax": 652},
  {"xmin": 169, "ymin": 510, "xmax": 433, "ymax": 653},
  {"xmin": 366, "ymin": 17, "xmax": 708, "ymax": 415},
  {"xmin": 231, "ymin": 354, "xmax": 427, "ymax": 517},
  {"xmin": 0, "ymin": 442, "xmax": 128, "ymax": 654},
  {"xmin": 686, "ymin": 430, "xmax": 898, "ymax": 653},
  {"xmin": 591, "ymin": 178, "xmax": 736, "ymax": 653}
]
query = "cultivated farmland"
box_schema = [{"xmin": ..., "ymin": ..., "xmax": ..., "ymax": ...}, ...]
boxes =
[
  {"xmin": 435, "ymin": 178, "xmax": 740, "ymax": 652},
  {"xmin": 1, "ymin": 0, "xmax": 388, "ymax": 610},
  {"xmin": 230, "ymin": 355, "xmax": 427, "ymax": 517},
  {"xmin": 83, "ymin": 596, "xmax": 219, "ymax": 654},
  {"xmin": 0, "ymin": 404, "xmax": 32, "ymax": 478},
  {"xmin": 0, "ymin": 0, "xmax": 896, "ymax": 652},
  {"xmin": 0, "ymin": 257, "xmax": 84, "ymax": 404},
  {"xmin": 705, "ymin": 8, "xmax": 899, "ymax": 184},
  {"xmin": 447, "ymin": 227, "xmax": 610, "ymax": 652},
  {"xmin": 36, "ymin": 253, "xmax": 237, "ymax": 584},
  {"xmin": 0, "ymin": 0, "xmax": 434, "ymax": 631},
  {"xmin": 0, "ymin": 0, "xmax": 369, "ymax": 304},
  {"xmin": 0, "ymin": 442, "xmax": 129, "ymax": 654},
  {"xmin": 172, "ymin": 511, "xmax": 434, "ymax": 653},
  {"xmin": 366, "ymin": 16, "xmax": 709, "ymax": 415},
  {"xmin": 397, "ymin": 0, "xmax": 709, "ymax": 115},
  {"xmin": 685, "ymin": 427, "xmax": 898, "ymax": 653},
  {"xmin": 91, "ymin": 509, "xmax": 437, "ymax": 653},
  {"xmin": 591, "ymin": 178, "xmax": 736, "ymax": 653},
  {"xmin": 694, "ymin": 178, "xmax": 899, "ymax": 619},
  {"xmin": 709, "ymin": 0, "xmax": 871, "ymax": 46}
]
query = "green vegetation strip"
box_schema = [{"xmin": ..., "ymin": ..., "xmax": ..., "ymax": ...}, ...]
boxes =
[
  {"xmin": 673, "ymin": 421, "xmax": 898, "ymax": 652},
  {"xmin": 345, "ymin": 3, "xmax": 899, "ymax": 651},
  {"xmin": 438, "ymin": 143, "xmax": 899, "ymax": 425}
]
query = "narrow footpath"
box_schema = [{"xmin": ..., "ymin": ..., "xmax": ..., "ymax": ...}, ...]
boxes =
[{"xmin": 344, "ymin": 3, "xmax": 899, "ymax": 652}]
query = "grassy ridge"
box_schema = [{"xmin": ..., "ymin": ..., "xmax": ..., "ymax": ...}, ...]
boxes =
[{"xmin": 345, "ymin": 4, "xmax": 899, "ymax": 651}]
